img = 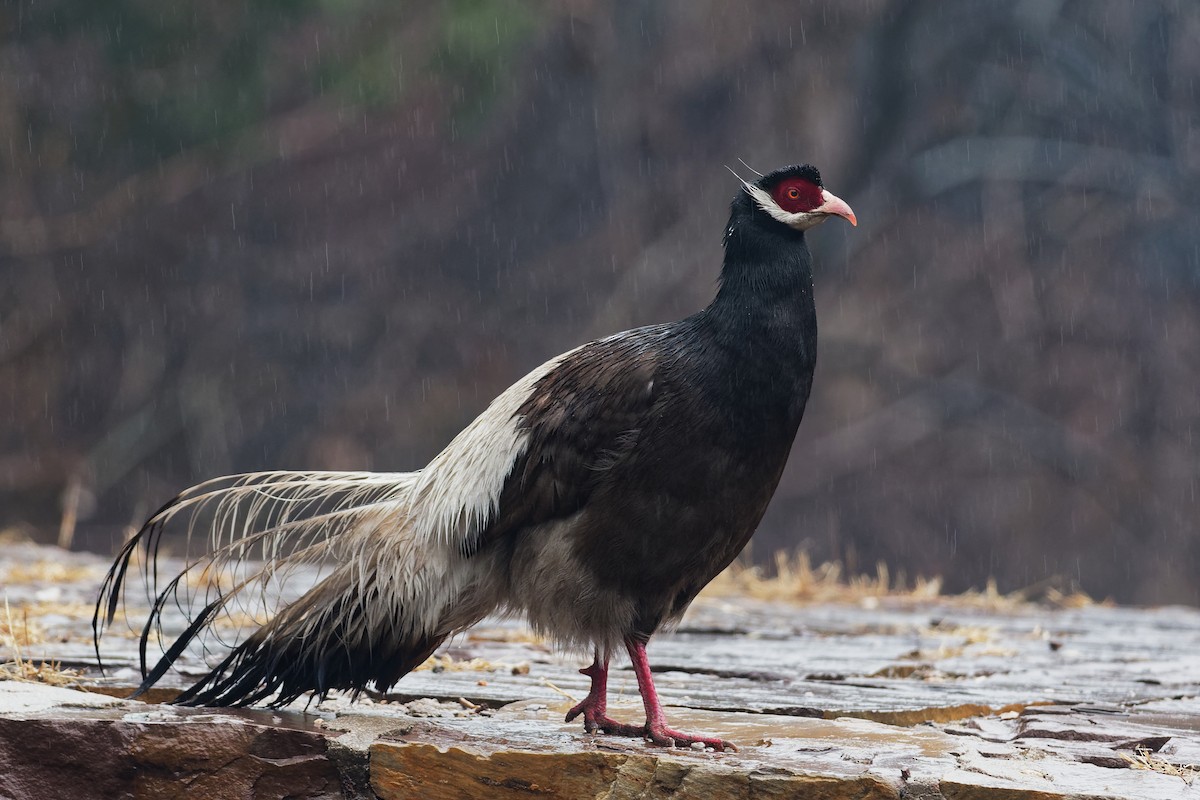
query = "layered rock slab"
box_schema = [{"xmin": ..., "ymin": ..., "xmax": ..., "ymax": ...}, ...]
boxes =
[
  {"xmin": 0, "ymin": 684, "xmax": 353, "ymax": 800},
  {"xmin": 2, "ymin": 544, "xmax": 1199, "ymax": 798}
]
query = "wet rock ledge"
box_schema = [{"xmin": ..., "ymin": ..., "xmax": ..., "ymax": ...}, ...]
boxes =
[{"xmin": 2, "ymin": 542, "xmax": 1199, "ymax": 799}]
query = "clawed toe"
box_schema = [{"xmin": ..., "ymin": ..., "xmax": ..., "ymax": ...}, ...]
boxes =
[
  {"xmin": 595, "ymin": 718, "xmax": 646, "ymax": 738},
  {"xmin": 564, "ymin": 702, "xmax": 586, "ymax": 724},
  {"xmin": 571, "ymin": 713, "xmax": 734, "ymax": 751},
  {"xmin": 569, "ymin": 709, "xmax": 645, "ymax": 737},
  {"xmin": 645, "ymin": 725, "xmax": 736, "ymax": 752}
]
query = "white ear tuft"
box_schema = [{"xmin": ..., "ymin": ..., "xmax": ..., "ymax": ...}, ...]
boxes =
[{"xmin": 745, "ymin": 183, "xmax": 793, "ymax": 224}]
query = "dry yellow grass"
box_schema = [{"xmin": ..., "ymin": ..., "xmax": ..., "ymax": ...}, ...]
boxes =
[
  {"xmin": 701, "ymin": 551, "xmax": 940, "ymax": 604},
  {"xmin": 1122, "ymin": 746, "xmax": 1197, "ymax": 785},
  {"xmin": 409, "ymin": 654, "xmax": 532, "ymax": 681},
  {"xmin": 0, "ymin": 596, "xmax": 111, "ymax": 647},
  {"xmin": 0, "ymin": 599, "xmax": 81, "ymax": 688},
  {"xmin": 700, "ymin": 551, "xmax": 1099, "ymax": 610},
  {"xmin": 0, "ymin": 560, "xmax": 101, "ymax": 586},
  {"xmin": 0, "ymin": 599, "xmax": 44, "ymax": 648},
  {"xmin": 0, "ymin": 656, "xmax": 81, "ymax": 687}
]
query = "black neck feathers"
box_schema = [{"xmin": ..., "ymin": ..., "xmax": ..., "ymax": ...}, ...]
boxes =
[
  {"xmin": 707, "ymin": 190, "xmax": 818, "ymax": 354},
  {"xmin": 675, "ymin": 188, "xmax": 820, "ymax": 434}
]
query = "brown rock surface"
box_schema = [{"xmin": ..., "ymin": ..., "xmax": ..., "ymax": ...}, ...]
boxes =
[
  {"xmin": 0, "ymin": 697, "xmax": 349, "ymax": 800},
  {"xmin": 368, "ymin": 717, "xmax": 905, "ymax": 800}
]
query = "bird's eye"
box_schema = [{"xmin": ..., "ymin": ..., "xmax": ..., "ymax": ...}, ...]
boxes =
[{"xmin": 771, "ymin": 178, "xmax": 820, "ymax": 213}]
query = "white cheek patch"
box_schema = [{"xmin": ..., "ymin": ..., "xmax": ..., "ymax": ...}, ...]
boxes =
[{"xmin": 743, "ymin": 182, "xmax": 821, "ymax": 231}]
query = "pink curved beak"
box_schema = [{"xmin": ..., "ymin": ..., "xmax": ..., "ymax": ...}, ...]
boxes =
[{"xmin": 817, "ymin": 189, "xmax": 857, "ymax": 226}]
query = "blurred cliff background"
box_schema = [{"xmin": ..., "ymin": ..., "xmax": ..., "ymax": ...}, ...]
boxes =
[{"xmin": 2, "ymin": 1, "xmax": 1197, "ymax": 604}]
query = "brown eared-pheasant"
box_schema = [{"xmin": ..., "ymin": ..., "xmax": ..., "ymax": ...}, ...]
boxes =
[{"xmin": 95, "ymin": 164, "xmax": 857, "ymax": 752}]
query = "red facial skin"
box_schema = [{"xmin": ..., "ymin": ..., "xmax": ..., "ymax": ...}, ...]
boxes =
[{"xmin": 770, "ymin": 178, "xmax": 824, "ymax": 214}]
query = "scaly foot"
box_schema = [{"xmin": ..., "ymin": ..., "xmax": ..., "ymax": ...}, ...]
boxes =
[
  {"xmin": 565, "ymin": 659, "xmax": 637, "ymax": 734},
  {"xmin": 620, "ymin": 637, "xmax": 738, "ymax": 752}
]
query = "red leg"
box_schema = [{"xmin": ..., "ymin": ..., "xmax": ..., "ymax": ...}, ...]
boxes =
[
  {"xmin": 564, "ymin": 650, "xmax": 643, "ymax": 737},
  {"xmin": 625, "ymin": 638, "xmax": 737, "ymax": 752}
]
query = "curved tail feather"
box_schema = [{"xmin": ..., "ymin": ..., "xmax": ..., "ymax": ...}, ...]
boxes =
[{"xmin": 93, "ymin": 470, "xmax": 492, "ymax": 706}]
